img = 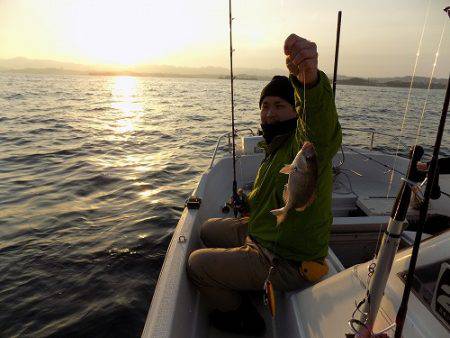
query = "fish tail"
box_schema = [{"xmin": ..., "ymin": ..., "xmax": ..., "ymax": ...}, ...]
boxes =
[{"xmin": 270, "ymin": 208, "xmax": 287, "ymax": 226}]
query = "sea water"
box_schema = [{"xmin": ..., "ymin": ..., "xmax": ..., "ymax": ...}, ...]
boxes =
[{"xmin": 0, "ymin": 73, "xmax": 448, "ymax": 337}]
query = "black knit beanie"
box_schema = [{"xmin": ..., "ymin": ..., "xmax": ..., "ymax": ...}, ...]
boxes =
[{"xmin": 259, "ymin": 75, "xmax": 295, "ymax": 108}]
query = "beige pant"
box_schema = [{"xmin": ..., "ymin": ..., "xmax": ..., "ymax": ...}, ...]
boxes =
[{"xmin": 186, "ymin": 217, "xmax": 310, "ymax": 312}]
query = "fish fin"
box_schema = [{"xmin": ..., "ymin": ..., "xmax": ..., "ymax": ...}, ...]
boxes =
[
  {"xmin": 295, "ymin": 192, "xmax": 317, "ymax": 212},
  {"xmin": 270, "ymin": 208, "xmax": 287, "ymax": 226},
  {"xmin": 279, "ymin": 165, "xmax": 292, "ymax": 175},
  {"xmin": 283, "ymin": 184, "xmax": 289, "ymax": 204}
]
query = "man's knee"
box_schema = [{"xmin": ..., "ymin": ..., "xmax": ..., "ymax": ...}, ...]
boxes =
[
  {"xmin": 187, "ymin": 249, "xmax": 211, "ymax": 287},
  {"xmin": 200, "ymin": 218, "xmax": 222, "ymax": 246}
]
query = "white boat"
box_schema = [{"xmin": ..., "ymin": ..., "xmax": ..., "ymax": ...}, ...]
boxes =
[{"xmin": 141, "ymin": 130, "xmax": 450, "ymax": 338}]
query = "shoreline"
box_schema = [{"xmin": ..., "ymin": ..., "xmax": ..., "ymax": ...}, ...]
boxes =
[{"xmin": 0, "ymin": 69, "xmax": 446, "ymax": 89}]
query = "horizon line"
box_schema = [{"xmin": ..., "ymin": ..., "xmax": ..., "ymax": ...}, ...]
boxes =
[{"xmin": 0, "ymin": 56, "xmax": 448, "ymax": 81}]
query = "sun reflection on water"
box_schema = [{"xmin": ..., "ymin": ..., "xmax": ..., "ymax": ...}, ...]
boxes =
[{"xmin": 110, "ymin": 76, "xmax": 143, "ymax": 133}]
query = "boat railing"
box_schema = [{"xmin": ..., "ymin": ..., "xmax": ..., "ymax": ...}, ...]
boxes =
[
  {"xmin": 342, "ymin": 127, "xmax": 409, "ymax": 150},
  {"xmin": 209, "ymin": 128, "xmax": 254, "ymax": 168},
  {"xmin": 209, "ymin": 127, "xmax": 408, "ymax": 169}
]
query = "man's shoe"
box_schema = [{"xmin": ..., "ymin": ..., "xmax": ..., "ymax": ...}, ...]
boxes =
[{"xmin": 209, "ymin": 299, "xmax": 266, "ymax": 336}]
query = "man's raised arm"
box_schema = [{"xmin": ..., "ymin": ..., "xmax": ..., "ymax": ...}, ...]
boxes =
[{"xmin": 284, "ymin": 34, "xmax": 342, "ymax": 161}]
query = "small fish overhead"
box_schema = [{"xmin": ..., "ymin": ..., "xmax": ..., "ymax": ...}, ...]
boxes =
[{"xmin": 270, "ymin": 141, "xmax": 318, "ymax": 225}]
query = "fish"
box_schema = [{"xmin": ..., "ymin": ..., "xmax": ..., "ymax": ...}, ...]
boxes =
[{"xmin": 270, "ymin": 141, "xmax": 318, "ymax": 225}]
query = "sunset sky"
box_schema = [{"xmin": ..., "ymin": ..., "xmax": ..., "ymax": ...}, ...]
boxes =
[{"xmin": 0, "ymin": 0, "xmax": 449, "ymax": 77}]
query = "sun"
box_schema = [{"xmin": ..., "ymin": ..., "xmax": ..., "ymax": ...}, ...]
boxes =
[{"xmin": 62, "ymin": 0, "xmax": 186, "ymax": 67}]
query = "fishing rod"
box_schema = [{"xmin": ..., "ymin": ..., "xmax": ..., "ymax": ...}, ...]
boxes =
[
  {"xmin": 349, "ymin": 75, "xmax": 449, "ymax": 336},
  {"xmin": 394, "ymin": 74, "xmax": 450, "ymax": 337},
  {"xmin": 386, "ymin": 0, "xmax": 431, "ymax": 199},
  {"xmin": 348, "ymin": 8, "xmax": 449, "ymax": 336},
  {"xmin": 332, "ymin": 11, "xmax": 342, "ymax": 98},
  {"xmin": 394, "ymin": 8, "xmax": 449, "ymax": 337},
  {"xmin": 228, "ymin": 0, "xmax": 239, "ymax": 217},
  {"xmin": 332, "ymin": 11, "xmax": 346, "ymax": 170},
  {"xmin": 348, "ymin": 144, "xmax": 423, "ymax": 336}
]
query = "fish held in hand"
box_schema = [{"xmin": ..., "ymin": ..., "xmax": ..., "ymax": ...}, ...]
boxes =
[{"xmin": 270, "ymin": 141, "xmax": 318, "ymax": 225}]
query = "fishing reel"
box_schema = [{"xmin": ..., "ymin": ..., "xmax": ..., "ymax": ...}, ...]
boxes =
[{"xmin": 222, "ymin": 188, "xmax": 250, "ymax": 217}]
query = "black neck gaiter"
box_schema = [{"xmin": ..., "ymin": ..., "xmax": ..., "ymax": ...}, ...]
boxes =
[{"xmin": 261, "ymin": 117, "xmax": 298, "ymax": 144}]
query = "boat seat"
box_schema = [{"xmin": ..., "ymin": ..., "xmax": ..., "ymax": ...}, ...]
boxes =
[{"xmin": 332, "ymin": 192, "xmax": 358, "ymax": 216}]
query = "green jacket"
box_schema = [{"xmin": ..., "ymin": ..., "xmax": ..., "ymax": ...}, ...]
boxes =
[{"xmin": 247, "ymin": 70, "xmax": 342, "ymax": 262}]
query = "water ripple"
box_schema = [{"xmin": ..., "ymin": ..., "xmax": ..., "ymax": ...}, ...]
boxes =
[{"xmin": 0, "ymin": 74, "xmax": 448, "ymax": 337}]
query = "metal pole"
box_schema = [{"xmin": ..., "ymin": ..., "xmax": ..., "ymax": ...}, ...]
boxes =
[
  {"xmin": 394, "ymin": 72, "xmax": 450, "ymax": 337},
  {"xmin": 228, "ymin": 0, "xmax": 238, "ymax": 217},
  {"xmin": 353, "ymin": 146, "xmax": 423, "ymax": 335},
  {"xmin": 332, "ymin": 11, "xmax": 342, "ymax": 98}
]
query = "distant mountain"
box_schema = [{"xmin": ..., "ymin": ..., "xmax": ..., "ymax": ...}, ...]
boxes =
[
  {"xmin": 134, "ymin": 64, "xmax": 228, "ymax": 75},
  {"xmin": 0, "ymin": 57, "xmax": 447, "ymax": 88},
  {"xmin": 0, "ymin": 57, "xmax": 283, "ymax": 76},
  {"xmin": 366, "ymin": 75, "xmax": 448, "ymax": 86},
  {"xmin": 0, "ymin": 57, "xmax": 95, "ymax": 71},
  {"xmin": 122, "ymin": 64, "xmax": 287, "ymax": 78},
  {"xmin": 336, "ymin": 76, "xmax": 447, "ymax": 89},
  {"xmin": 328, "ymin": 74, "xmax": 442, "ymax": 84}
]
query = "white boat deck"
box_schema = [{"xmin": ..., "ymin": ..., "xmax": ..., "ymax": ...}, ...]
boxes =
[
  {"xmin": 142, "ymin": 146, "xmax": 450, "ymax": 338},
  {"xmin": 332, "ymin": 149, "xmax": 449, "ymax": 218}
]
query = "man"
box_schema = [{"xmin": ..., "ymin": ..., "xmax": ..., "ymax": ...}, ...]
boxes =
[{"xmin": 187, "ymin": 34, "xmax": 342, "ymax": 335}]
